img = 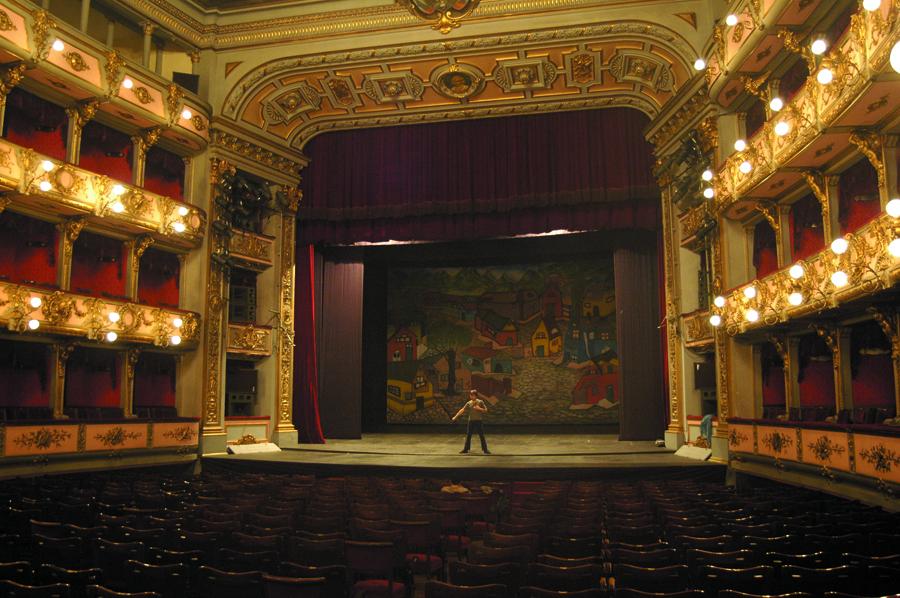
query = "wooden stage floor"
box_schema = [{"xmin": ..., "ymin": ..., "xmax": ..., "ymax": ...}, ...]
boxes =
[{"xmin": 205, "ymin": 433, "xmax": 724, "ymax": 480}]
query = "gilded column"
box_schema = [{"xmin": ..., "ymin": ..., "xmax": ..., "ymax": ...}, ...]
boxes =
[
  {"xmin": 871, "ymin": 310, "xmax": 900, "ymax": 417},
  {"xmin": 767, "ymin": 334, "xmax": 793, "ymax": 417},
  {"xmin": 56, "ymin": 216, "xmax": 87, "ymax": 291},
  {"xmin": 814, "ymin": 325, "xmax": 844, "ymax": 413},
  {"xmin": 131, "ymin": 127, "xmax": 161, "ymax": 188},
  {"xmin": 123, "ymin": 349, "xmax": 140, "ymax": 418},
  {"xmin": 711, "ymin": 226, "xmax": 730, "ymax": 436},
  {"xmin": 274, "ymin": 188, "xmax": 301, "ymax": 442},
  {"xmin": 64, "ymin": 100, "xmax": 99, "ymax": 165},
  {"xmin": 51, "ymin": 344, "xmax": 75, "ymax": 418},
  {"xmin": 659, "ymin": 178, "xmax": 684, "ymax": 441},
  {"xmin": 0, "ymin": 63, "xmax": 27, "ymax": 133},
  {"xmin": 200, "ymin": 159, "xmax": 234, "ymax": 439},
  {"xmin": 126, "ymin": 234, "xmax": 155, "ymax": 301}
]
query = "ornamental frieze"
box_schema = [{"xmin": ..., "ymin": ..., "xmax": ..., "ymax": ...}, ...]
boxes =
[
  {"xmin": 608, "ymin": 51, "xmax": 673, "ymax": 92},
  {"xmin": 362, "ymin": 72, "xmax": 425, "ymax": 104},
  {"xmin": 493, "ymin": 58, "xmax": 557, "ymax": 92},
  {"xmin": 262, "ymin": 83, "xmax": 323, "ymax": 126}
]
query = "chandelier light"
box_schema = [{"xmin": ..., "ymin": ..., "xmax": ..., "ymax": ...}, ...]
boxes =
[
  {"xmin": 886, "ymin": 198, "xmax": 900, "ymax": 218},
  {"xmin": 743, "ymin": 286, "xmax": 757, "ymax": 299},
  {"xmin": 703, "ymin": 187, "xmax": 715, "ymax": 199},
  {"xmin": 734, "ymin": 139, "xmax": 747, "ymax": 152},
  {"xmin": 830, "ymin": 237, "xmax": 849, "ymax": 255},
  {"xmin": 709, "ymin": 314, "xmax": 722, "ymax": 327},
  {"xmin": 745, "ymin": 309, "xmax": 760, "ymax": 322},
  {"xmin": 774, "ymin": 121, "xmax": 790, "ymax": 136},
  {"xmin": 769, "ymin": 97, "xmax": 784, "ymax": 112},
  {"xmin": 811, "ymin": 38, "xmax": 828, "ymax": 55},
  {"xmin": 694, "ymin": 58, "xmax": 707, "ymax": 71},
  {"xmin": 725, "ymin": 14, "xmax": 738, "ymax": 26},
  {"xmin": 702, "ymin": 169, "xmax": 714, "ymax": 182},
  {"xmin": 29, "ymin": 297, "xmax": 42, "ymax": 309},
  {"xmin": 714, "ymin": 295, "xmax": 726, "ymax": 308},
  {"xmin": 739, "ymin": 160, "xmax": 753, "ymax": 174},
  {"xmin": 28, "ymin": 319, "xmax": 40, "ymax": 330},
  {"xmin": 788, "ymin": 292, "xmax": 803, "ymax": 306},
  {"xmin": 831, "ymin": 270, "xmax": 848, "ymax": 287},
  {"xmin": 789, "ymin": 263, "xmax": 804, "ymax": 279}
]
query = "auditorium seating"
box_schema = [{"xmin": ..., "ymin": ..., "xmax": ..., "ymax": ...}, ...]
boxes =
[{"xmin": 0, "ymin": 469, "xmax": 898, "ymax": 597}]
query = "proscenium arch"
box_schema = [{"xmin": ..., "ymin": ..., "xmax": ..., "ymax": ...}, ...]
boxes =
[{"xmin": 220, "ymin": 20, "xmax": 699, "ymax": 152}]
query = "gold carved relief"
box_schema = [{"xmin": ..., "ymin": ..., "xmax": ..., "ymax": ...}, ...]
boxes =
[
  {"xmin": 133, "ymin": 86, "xmax": 153, "ymax": 105},
  {"xmin": 397, "ymin": 0, "xmax": 481, "ymax": 34},
  {"xmin": 166, "ymin": 83, "xmax": 184, "ymax": 124},
  {"xmin": 63, "ymin": 51, "xmax": 89, "ymax": 72},
  {"xmin": 31, "ymin": 10, "xmax": 54, "ymax": 61},
  {"xmin": 0, "ymin": 9, "xmax": 16, "ymax": 31},
  {"xmin": 430, "ymin": 63, "xmax": 486, "ymax": 100}
]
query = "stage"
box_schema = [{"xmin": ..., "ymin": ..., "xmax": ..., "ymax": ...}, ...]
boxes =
[{"xmin": 204, "ymin": 433, "xmax": 725, "ymax": 481}]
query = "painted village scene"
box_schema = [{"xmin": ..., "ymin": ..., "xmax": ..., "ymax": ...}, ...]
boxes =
[{"xmin": 386, "ymin": 259, "xmax": 619, "ymax": 424}]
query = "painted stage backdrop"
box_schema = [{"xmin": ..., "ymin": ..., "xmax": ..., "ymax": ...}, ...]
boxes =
[{"xmin": 386, "ymin": 259, "xmax": 618, "ymax": 424}]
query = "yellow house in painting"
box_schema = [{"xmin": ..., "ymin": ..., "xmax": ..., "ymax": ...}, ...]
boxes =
[
  {"xmin": 531, "ymin": 319, "xmax": 562, "ymax": 357},
  {"xmin": 386, "ymin": 362, "xmax": 434, "ymax": 415}
]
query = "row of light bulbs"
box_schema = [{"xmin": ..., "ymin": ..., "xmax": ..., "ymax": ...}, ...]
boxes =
[
  {"xmin": 692, "ymin": 1, "xmax": 900, "ymax": 78},
  {"xmin": 707, "ymin": 199, "xmax": 900, "ymax": 328},
  {"xmin": 35, "ymin": 160, "xmax": 190, "ymax": 233},
  {"xmin": 23, "ymin": 296, "xmax": 184, "ymax": 345},
  {"xmin": 50, "ymin": 39, "xmax": 195, "ymax": 123}
]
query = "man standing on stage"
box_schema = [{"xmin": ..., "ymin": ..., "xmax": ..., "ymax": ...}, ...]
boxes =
[{"xmin": 452, "ymin": 389, "xmax": 491, "ymax": 454}]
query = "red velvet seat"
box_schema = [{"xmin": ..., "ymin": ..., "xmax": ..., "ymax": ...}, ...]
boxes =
[{"xmin": 345, "ymin": 541, "xmax": 406, "ymax": 598}]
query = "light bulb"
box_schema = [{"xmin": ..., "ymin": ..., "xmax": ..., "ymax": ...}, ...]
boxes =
[
  {"xmin": 29, "ymin": 297, "xmax": 42, "ymax": 309},
  {"xmin": 703, "ymin": 187, "xmax": 715, "ymax": 199},
  {"xmin": 817, "ymin": 68, "xmax": 833, "ymax": 85},
  {"xmin": 173, "ymin": 317, "xmax": 183, "ymax": 329},
  {"xmin": 789, "ymin": 263, "xmax": 804, "ymax": 279},
  {"xmin": 111, "ymin": 200, "xmax": 125, "ymax": 213},
  {"xmin": 734, "ymin": 139, "xmax": 747, "ymax": 152},
  {"xmin": 112, "ymin": 184, "xmax": 126, "ymax": 196},
  {"xmin": 811, "ymin": 39, "xmax": 828, "ymax": 55},
  {"xmin": 702, "ymin": 169, "xmax": 714, "ymax": 182},
  {"xmin": 172, "ymin": 222, "xmax": 186, "ymax": 233},
  {"xmin": 709, "ymin": 314, "xmax": 722, "ymax": 327},
  {"xmin": 725, "ymin": 14, "xmax": 738, "ymax": 26},
  {"xmin": 831, "ymin": 270, "xmax": 848, "ymax": 287},
  {"xmin": 122, "ymin": 78, "xmax": 134, "ymax": 89},
  {"xmin": 892, "ymin": 41, "xmax": 900, "ymax": 74},
  {"xmin": 743, "ymin": 286, "xmax": 757, "ymax": 299},
  {"xmin": 177, "ymin": 206, "xmax": 189, "ymax": 217},
  {"xmin": 863, "ymin": 0, "xmax": 881, "ymax": 10},
  {"xmin": 41, "ymin": 160, "xmax": 54, "ymax": 172},
  {"xmin": 739, "ymin": 160, "xmax": 753, "ymax": 174},
  {"xmin": 106, "ymin": 331, "xmax": 118, "ymax": 342},
  {"xmin": 51, "ymin": 39, "xmax": 64, "ymax": 52},
  {"xmin": 831, "ymin": 237, "xmax": 849, "ymax": 255},
  {"xmin": 769, "ymin": 97, "xmax": 784, "ymax": 112},
  {"xmin": 888, "ymin": 238, "xmax": 900, "ymax": 258},
  {"xmin": 788, "ymin": 292, "xmax": 803, "ymax": 306},
  {"xmin": 28, "ymin": 319, "xmax": 40, "ymax": 330},
  {"xmin": 108, "ymin": 311, "xmax": 120, "ymax": 323},
  {"xmin": 694, "ymin": 58, "xmax": 707, "ymax": 71},
  {"xmin": 170, "ymin": 335, "xmax": 182, "ymax": 346},
  {"xmin": 885, "ymin": 198, "xmax": 900, "ymax": 218},
  {"xmin": 39, "ymin": 180, "xmax": 52, "ymax": 192},
  {"xmin": 714, "ymin": 295, "xmax": 726, "ymax": 308},
  {"xmin": 181, "ymin": 109, "xmax": 192, "ymax": 120},
  {"xmin": 774, "ymin": 121, "xmax": 790, "ymax": 136},
  {"xmin": 745, "ymin": 309, "xmax": 760, "ymax": 322}
]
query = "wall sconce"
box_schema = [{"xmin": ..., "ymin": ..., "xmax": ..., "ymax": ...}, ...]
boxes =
[{"xmin": 7, "ymin": 291, "xmax": 45, "ymax": 333}]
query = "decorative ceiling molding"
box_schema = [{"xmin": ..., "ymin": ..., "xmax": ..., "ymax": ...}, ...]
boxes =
[{"xmin": 397, "ymin": 0, "xmax": 481, "ymax": 34}]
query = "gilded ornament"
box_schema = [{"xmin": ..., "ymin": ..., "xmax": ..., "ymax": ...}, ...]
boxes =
[
  {"xmin": 179, "ymin": 313, "xmax": 200, "ymax": 339},
  {"xmin": 569, "ymin": 52, "xmax": 596, "ymax": 85},
  {"xmin": 66, "ymin": 100, "xmax": 99, "ymax": 130},
  {"xmin": 761, "ymin": 431, "xmax": 792, "ymax": 454},
  {"xmin": 859, "ymin": 444, "xmax": 900, "ymax": 474},
  {"xmin": 41, "ymin": 291, "xmax": 76, "ymax": 326},
  {"xmin": 397, "ymin": 0, "xmax": 481, "ymax": 34},
  {"xmin": 104, "ymin": 50, "xmax": 125, "ymax": 93},
  {"xmin": 430, "ymin": 63, "xmax": 486, "ymax": 100},
  {"xmin": 209, "ymin": 130, "xmax": 302, "ymax": 177},
  {"xmin": 30, "ymin": 10, "xmax": 54, "ymax": 61},
  {"xmin": 728, "ymin": 428, "xmax": 748, "ymax": 447},
  {"xmin": 324, "ymin": 76, "xmax": 357, "ymax": 107},
  {"xmin": 807, "ymin": 436, "xmax": 845, "ymax": 463},
  {"xmin": 132, "ymin": 86, "xmax": 153, "ymax": 105},
  {"xmin": 63, "ymin": 51, "xmax": 89, "ymax": 72},
  {"xmin": 230, "ymin": 324, "xmax": 270, "ymax": 352},
  {"xmin": 14, "ymin": 427, "xmax": 71, "ymax": 450},
  {"xmin": 493, "ymin": 58, "xmax": 558, "ymax": 92},
  {"xmin": 166, "ymin": 83, "xmax": 184, "ymax": 123},
  {"xmin": 263, "ymin": 83, "xmax": 322, "ymax": 126},
  {"xmin": 94, "ymin": 426, "xmax": 142, "ymax": 447},
  {"xmin": 235, "ymin": 434, "xmax": 258, "ymax": 445},
  {"xmin": 849, "ymin": 131, "xmax": 886, "ymax": 192},
  {"xmin": 0, "ymin": 9, "xmax": 16, "ymax": 31},
  {"xmin": 190, "ymin": 115, "xmax": 206, "ymax": 131},
  {"xmin": 362, "ymin": 73, "xmax": 424, "ymax": 104},
  {"xmin": 163, "ymin": 425, "xmax": 197, "ymax": 442},
  {"xmin": 0, "ymin": 63, "xmax": 27, "ymax": 99}
]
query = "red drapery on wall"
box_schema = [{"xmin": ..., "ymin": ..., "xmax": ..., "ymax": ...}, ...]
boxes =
[
  {"xmin": 850, "ymin": 321, "xmax": 895, "ymax": 409},
  {"xmin": 70, "ymin": 232, "xmax": 127, "ymax": 298},
  {"xmin": 790, "ymin": 194, "xmax": 825, "ymax": 261},
  {"xmin": 80, "ymin": 122, "xmax": 134, "ymax": 183},
  {"xmin": 0, "ymin": 340, "xmax": 50, "ymax": 408},
  {"xmin": 839, "ymin": 158, "xmax": 881, "ymax": 234},
  {"xmin": 3, "ymin": 88, "xmax": 67, "ymax": 161},
  {"xmin": 761, "ymin": 343, "xmax": 785, "ymax": 407},
  {"xmin": 295, "ymin": 108, "xmax": 661, "ymax": 440},
  {"xmin": 144, "ymin": 146, "xmax": 185, "ymax": 201},
  {"xmin": 753, "ymin": 220, "xmax": 778, "ymax": 279},
  {"xmin": 134, "ymin": 353, "xmax": 176, "ymax": 407},
  {"xmin": 0, "ymin": 211, "xmax": 58, "ymax": 287},
  {"xmin": 797, "ymin": 335, "xmax": 835, "ymax": 408}
]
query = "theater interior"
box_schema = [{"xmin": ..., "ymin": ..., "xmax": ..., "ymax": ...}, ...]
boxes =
[{"xmin": 0, "ymin": 0, "xmax": 899, "ymax": 595}]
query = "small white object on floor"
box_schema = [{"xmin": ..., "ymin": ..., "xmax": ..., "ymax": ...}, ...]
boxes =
[
  {"xmin": 674, "ymin": 445, "xmax": 711, "ymax": 460},
  {"xmin": 227, "ymin": 442, "xmax": 282, "ymax": 454}
]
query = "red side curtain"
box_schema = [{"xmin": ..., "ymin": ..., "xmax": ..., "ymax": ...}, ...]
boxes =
[
  {"xmin": 134, "ymin": 353, "xmax": 176, "ymax": 407},
  {"xmin": 79, "ymin": 122, "xmax": 134, "ymax": 183},
  {"xmin": 790, "ymin": 194, "xmax": 824, "ymax": 261},
  {"xmin": 64, "ymin": 348, "xmax": 121, "ymax": 408},
  {"xmin": 0, "ymin": 340, "xmax": 50, "ymax": 407},
  {"xmin": 3, "ymin": 88, "xmax": 67, "ymax": 160},
  {"xmin": 293, "ymin": 244, "xmax": 325, "ymax": 443},
  {"xmin": 137, "ymin": 248, "xmax": 180, "ymax": 308},
  {"xmin": 144, "ymin": 146, "xmax": 185, "ymax": 200},
  {"xmin": 0, "ymin": 211, "xmax": 58, "ymax": 287},
  {"xmin": 839, "ymin": 159, "xmax": 881, "ymax": 234},
  {"xmin": 850, "ymin": 322, "xmax": 894, "ymax": 408},
  {"xmin": 797, "ymin": 335, "xmax": 835, "ymax": 408},
  {"xmin": 752, "ymin": 220, "xmax": 778, "ymax": 278},
  {"xmin": 70, "ymin": 232, "xmax": 127, "ymax": 298}
]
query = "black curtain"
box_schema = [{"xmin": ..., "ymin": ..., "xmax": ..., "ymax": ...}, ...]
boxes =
[
  {"xmin": 316, "ymin": 260, "xmax": 365, "ymax": 438},
  {"xmin": 614, "ymin": 244, "xmax": 665, "ymax": 440}
]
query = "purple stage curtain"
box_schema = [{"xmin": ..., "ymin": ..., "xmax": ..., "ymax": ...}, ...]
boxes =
[
  {"xmin": 614, "ymin": 244, "xmax": 665, "ymax": 440},
  {"xmin": 299, "ymin": 108, "xmax": 658, "ymax": 244},
  {"xmin": 294, "ymin": 244, "xmax": 325, "ymax": 443}
]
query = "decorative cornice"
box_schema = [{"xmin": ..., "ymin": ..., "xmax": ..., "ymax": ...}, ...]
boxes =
[{"xmin": 209, "ymin": 128, "xmax": 306, "ymax": 176}]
